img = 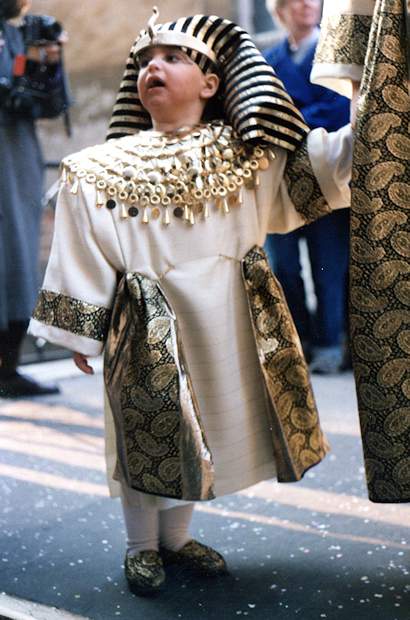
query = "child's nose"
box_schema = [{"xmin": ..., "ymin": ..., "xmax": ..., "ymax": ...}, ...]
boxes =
[{"xmin": 147, "ymin": 56, "xmax": 162, "ymax": 70}]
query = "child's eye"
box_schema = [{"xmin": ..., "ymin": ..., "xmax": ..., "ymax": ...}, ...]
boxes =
[
  {"xmin": 139, "ymin": 57, "xmax": 150, "ymax": 68},
  {"xmin": 165, "ymin": 53, "xmax": 180, "ymax": 63}
]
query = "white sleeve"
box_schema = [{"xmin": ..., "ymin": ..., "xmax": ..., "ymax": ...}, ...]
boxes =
[
  {"xmin": 308, "ymin": 124, "xmax": 353, "ymax": 210},
  {"xmin": 28, "ymin": 181, "xmax": 118, "ymax": 356},
  {"xmin": 310, "ymin": 0, "xmax": 375, "ymax": 98}
]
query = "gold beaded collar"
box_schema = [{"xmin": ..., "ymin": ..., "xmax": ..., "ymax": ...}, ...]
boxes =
[{"xmin": 62, "ymin": 122, "xmax": 273, "ymax": 226}]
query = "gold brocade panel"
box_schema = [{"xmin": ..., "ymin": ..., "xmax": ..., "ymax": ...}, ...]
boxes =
[
  {"xmin": 241, "ymin": 246, "xmax": 329, "ymax": 482},
  {"xmin": 351, "ymin": 0, "xmax": 410, "ymax": 502},
  {"xmin": 104, "ymin": 272, "xmax": 215, "ymax": 501},
  {"xmin": 315, "ymin": 13, "xmax": 373, "ymax": 67}
]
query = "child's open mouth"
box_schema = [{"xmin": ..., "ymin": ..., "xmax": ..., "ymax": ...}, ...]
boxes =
[{"xmin": 147, "ymin": 77, "xmax": 165, "ymax": 89}]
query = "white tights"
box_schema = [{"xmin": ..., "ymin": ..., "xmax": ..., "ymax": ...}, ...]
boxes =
[{"xmin": 120, "ymin": 489, "xmax": 194, "ymax": 556}]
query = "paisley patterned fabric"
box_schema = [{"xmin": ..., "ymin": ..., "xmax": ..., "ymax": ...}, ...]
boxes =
[
  {"xmin": 284, "ymin": 139, "xmax": 333, "ymax": 225},
  {"xmin": 351, "ymin": 0, "xmax": 410, "ymax": 503},
  {"xmin": 241, "ymin": 246, "xmax": 330, "ymax": 482},
  {"xmin": 318, "ymin": 0, "xmax": 410, "ymax": 502},
  {"xmin": 315, "ymin": 14, "xmax": 373, "ymax": 67},
  {"xmin": 32, "ymin": 289, "xmax": 111, "ymax": 342},
  {"xmin": 104, "ymin": 271, "xmax": 215, "ymax": 501}
]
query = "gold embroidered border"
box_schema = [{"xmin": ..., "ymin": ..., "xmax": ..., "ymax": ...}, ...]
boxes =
[
  {"xmin": 315, "ymin": 14, "xmax": 373, "ymax": 66},
  {"xmin": 241, "ymin": 246, "xmax": 329, "ymax": 482},
  {"xmin": 33, "ymin": 289, "xmax": 111, "ymax": 342},
  {"xmin": 104, "ymin": 272, "xmax": 214, "ymax": 501},
  {"xmin": 284, "ymin": 139, "xmax": 332, "ymax": 224}
]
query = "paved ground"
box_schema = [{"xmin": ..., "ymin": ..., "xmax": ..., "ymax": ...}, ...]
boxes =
[{"xmin": 0, "ymin": 360, "xmax": 409, "ymax": 620}]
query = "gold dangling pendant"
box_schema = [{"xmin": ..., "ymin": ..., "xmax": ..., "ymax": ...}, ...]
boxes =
[
  {"xmin": 70, "ymin": 177, "xmax": 79, "ymax": 194},
  {"xmin": 120, "ymin": 203, "xmax": 129, "ymax": 219},
  {"xmin": 142, "ymin": 207, "xmax": 149, "ymax": 224},
  {"xmin": 96, "ymin": 190, "xmax": 105, "ymax": 208},
  {"xmin": 163, "ymin": 206, "xmax": 170, "ymax": 226}
]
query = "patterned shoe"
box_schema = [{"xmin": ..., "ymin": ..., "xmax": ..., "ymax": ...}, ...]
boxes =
[
  {"xmin": 124, "ymin": 550, "xmax": 165, "ymax": 596},
  {"xmin": 160, "ymin": 540, "xmax": 228, "ymax": 576}
]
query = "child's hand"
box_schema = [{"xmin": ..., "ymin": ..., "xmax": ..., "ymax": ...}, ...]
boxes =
[{"xmin": 73, "ymin": 352, "xmax": 94, "ymax": 375}]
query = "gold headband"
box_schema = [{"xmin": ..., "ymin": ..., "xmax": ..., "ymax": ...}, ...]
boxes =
[
  {"xmin": 133, "ymin": 7, "xmax": 218, "ymax": 64},
  {"xmin": 134, "ymin": 32, "xmax": 218, "ymax": 64}
]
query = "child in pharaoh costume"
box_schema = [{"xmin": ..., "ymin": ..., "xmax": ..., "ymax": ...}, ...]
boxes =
[{"xmin": 29, "ymin": 9, "xmax": 353, "ymax": 595}]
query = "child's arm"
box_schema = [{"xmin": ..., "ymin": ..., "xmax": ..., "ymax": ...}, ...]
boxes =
[{"xmin": 29, "ymin": 177, "xmax": 119, "ymax": 358}]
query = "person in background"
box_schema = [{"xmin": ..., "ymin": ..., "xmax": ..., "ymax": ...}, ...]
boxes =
[
  {"xmin": 0, "ymin": 0, "xmax": 62, "ymax": 397},
  {"xmin": 264, "ymin": 0, "xmax": 351, "ymax": 374}
]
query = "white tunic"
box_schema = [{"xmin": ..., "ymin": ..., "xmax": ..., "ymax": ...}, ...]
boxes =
[{"xmin": 29, "ymin": 125, "xmax": 352, "ymax": 506}]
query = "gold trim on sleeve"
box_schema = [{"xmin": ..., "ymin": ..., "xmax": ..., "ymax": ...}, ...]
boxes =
[
  {"xmin": 315, "ymin": 13, "xmax": 373, "ymax": 67},
  {"xmin": 33, "ymin": 290, "xmax": 111, "ymax": 342}
]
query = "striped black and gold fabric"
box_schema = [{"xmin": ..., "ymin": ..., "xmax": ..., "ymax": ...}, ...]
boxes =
[{"xmin": 107, "ymin": 13, "xmax": 308, "ymax": 151}]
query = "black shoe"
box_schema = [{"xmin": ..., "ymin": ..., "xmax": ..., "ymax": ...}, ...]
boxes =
[
  {"xmin": 0, "ymin": 372, "xmax": 60, "ymax": 398},
  {"xmin": 124, "ymin": 550, "xmax": 165, "ymax": 596}
]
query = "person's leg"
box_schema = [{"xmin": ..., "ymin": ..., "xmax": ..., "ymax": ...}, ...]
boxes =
[
  {"xmin": 159, "ymin": 503, "xmax": 194, "ymax": 551},
  {"xmin": 0, "ymin": 321, "xmax": 60, "ymax": 397},
  {"xmin": 265, "ymin": 230, "xmax": 312, "ymax": 355},
  {"xmin": 120, "ymin": 492, "xmax": 159, "ymax": 555},
  {"xmin": 0, "ymin": 321, "xmax": 27, "ymax": 379},
  {"xmin": 305, "ymin": 210, "xmax": 350, "ymax": 372},
  {"xmin": 120, "ymin": 486, "xmax": 164, "ymax": 595},
  {"xmin": 159, "ymin": 503, "xmax": 227, "ymax": 576}
]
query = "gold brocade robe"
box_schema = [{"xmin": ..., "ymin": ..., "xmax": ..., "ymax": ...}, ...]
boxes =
[{"xmin": 313, "ymin": 0, "xmax": 410, "ymax": 503}]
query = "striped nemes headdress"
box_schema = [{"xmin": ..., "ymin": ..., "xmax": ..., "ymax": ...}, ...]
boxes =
[{"xmin": 107, "ymin": 8, "xmax": 308, "ymax": 151}]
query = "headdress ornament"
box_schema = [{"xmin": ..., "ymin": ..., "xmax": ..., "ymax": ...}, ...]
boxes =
[{"xmin": 107, "ymin": 9, "xmax": 308, "ymax": 151}]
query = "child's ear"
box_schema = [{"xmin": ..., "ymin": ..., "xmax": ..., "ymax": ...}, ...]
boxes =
[{"xmin": 201, "ymin": 73, "xmax": 220, "ymax": 101}]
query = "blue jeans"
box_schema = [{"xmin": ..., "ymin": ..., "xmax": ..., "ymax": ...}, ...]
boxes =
[{"xmin": 265, "ymin": 209, "xmax": 350, "ymax": 348}]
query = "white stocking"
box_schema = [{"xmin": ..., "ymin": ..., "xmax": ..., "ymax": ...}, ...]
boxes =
[
  {"xmin": 159, "ymin": 504, "xmax": 194, "ymax": 551},
  {"xmin": 120, "ymin": 491, "xmax": 159, "ymax": 556}
]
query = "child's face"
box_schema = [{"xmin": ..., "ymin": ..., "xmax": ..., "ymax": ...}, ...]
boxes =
[{"xmin": 137, "ymin": 45, "xmax": 219, "ymax": 129}]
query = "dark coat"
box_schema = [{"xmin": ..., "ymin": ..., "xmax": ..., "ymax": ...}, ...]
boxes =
[{"xmin": 0, "ymin": 21, "xmax": 43, "ymax": 329}]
